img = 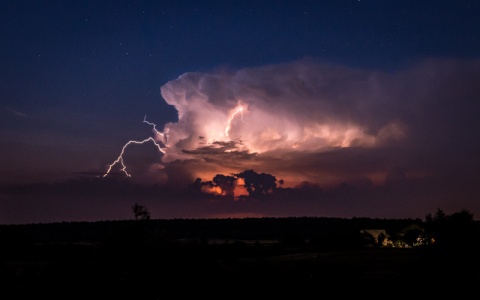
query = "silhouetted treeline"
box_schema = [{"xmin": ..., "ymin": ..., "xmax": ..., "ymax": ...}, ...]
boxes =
[
  {"xmin": 0, "ymin": 216, "xmax": 423, "ymax": 247},
  {"xmin": 1, "ymin": 214, "xmax": 480, "ymax": 298},
  {"xmin": 2, "ymin": 214, "xmax": 480, "ymax": 253}
]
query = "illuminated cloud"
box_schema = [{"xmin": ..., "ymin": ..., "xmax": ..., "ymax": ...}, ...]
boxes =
[
  {"xmin": 156, "ymin": 59, "xmax": 409, "ymax": 187},
  {"xmin": 159, "ymin": 59, "xmax": 406, "ymax": 160},
  {"xmin": 105, "ymin": 58, "xmax": 480, "ymax": 194}
]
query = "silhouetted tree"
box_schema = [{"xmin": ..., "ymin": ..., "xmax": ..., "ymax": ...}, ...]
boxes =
[
  {"xmin": 401, "ymin": 224, "xmax": 424, "ymax": 247},
  {"xmin": 424, "ymin": 208, "xmax": 477, "ymax": 249},
  {"xmin": 433, "ymin": 208, "xmax": 448, "ymax": 222},
  {"xmin": 377, "ymin": 232, "xmax": 386, "ymax": 246},
  {"xmin": 132, "ymin": 203, "xmax": 150, "ymax": 220},
  {"xmin": 423, "ymin": 208, "xmax": 480, "ymax": 284}
]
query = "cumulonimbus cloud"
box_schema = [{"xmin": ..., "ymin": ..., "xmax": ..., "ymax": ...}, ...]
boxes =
[
  {"xmin": 154, "ymin": 58, "xmax": 480, "ymax": 189},
  {"xmin": 160, "ymin": 59, "xmax": 406, "ymax": 159}
]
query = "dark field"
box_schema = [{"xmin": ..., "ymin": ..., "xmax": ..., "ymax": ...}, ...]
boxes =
[{"xmin": 1, "ymin": 217, "xmax": 479, "ymax": 298}]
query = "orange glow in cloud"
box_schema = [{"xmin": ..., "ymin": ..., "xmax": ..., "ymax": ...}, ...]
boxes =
[
  {"xmin": 233, "ymin": 178, "xmax": 249, "ymax": 199},
  {"xmin": 201, "ymin": 185, "xmax": 223, "ymax": 195}
]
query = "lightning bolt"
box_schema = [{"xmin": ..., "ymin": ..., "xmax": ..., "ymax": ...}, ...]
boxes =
[
  {"xmin": 225, "ymin": 105, "xmax": 246, "ymax": 138},
  {"xmin": 103, "ymin": 117, "xmax": 166, "ymax": 178},
  {"xmin": 104, "ymin": 103, "xmax": 247, "ymax": 178},
  {"xmin": 143, "ymin": 115, "xmax": 167, "ymax": 144}
]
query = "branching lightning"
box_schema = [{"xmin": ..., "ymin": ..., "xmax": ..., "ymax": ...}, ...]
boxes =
[
  {"xmin": 104, "ymin": 102, "xmax": 247, "ymax": 179},
  {"xmin": 143, "ymin": 115, "xmax": 167, "ymax": 143},
  {"xmin": 103, "ymin": 117, "xmax": 166, "ymax": 178},
  {"xmin": 143, "ymin": 115, "xmax": 161, "ymax": 134}
]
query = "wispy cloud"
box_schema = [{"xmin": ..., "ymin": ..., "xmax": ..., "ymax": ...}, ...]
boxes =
[{"xmin": 6, "ymin": 107, "xmax": 28, "ymax": 118}]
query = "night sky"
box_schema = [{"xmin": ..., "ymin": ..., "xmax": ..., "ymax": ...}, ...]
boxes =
[{"xmin": 1, "ymin": 0, "xmax": 480, "ymax": 224}]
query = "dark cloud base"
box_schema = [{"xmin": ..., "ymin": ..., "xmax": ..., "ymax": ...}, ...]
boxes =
[{"xmin": 1, "ymin": 171, "xmax": 479, "ymax": 225}]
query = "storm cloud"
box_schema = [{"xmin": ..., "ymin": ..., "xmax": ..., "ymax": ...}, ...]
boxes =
[
  {"xmin": 152, "ymin": 58, "xmax": 480, "ymax": 192},
  {"xmin": 4, "ymin": 58, "xmax": 479, "ymax": 224}
]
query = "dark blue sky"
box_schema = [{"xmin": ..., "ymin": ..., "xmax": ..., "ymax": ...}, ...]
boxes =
[{"xmin": 1, "ymin": 1, "xmax": 480, "ymax": 224}]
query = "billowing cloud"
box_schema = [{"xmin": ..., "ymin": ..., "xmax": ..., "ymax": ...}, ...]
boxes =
[
  {"xmin": 152, "ymin": 58, "xmax": 480, "ymax": 191},
  {"xmin": 160, "ymin": 59, "xmax": 405, "ymax": 158}
]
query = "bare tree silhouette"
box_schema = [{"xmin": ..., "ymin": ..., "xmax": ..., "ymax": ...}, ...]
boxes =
[{"xmin": 132, "ymin": 203, "xmax": 150, "ymax": 220}]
